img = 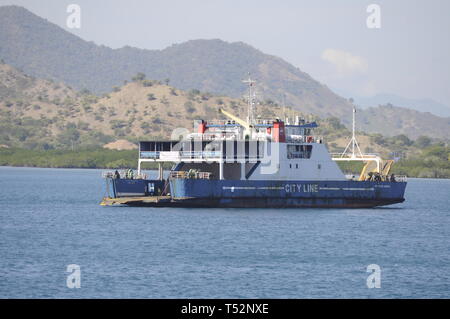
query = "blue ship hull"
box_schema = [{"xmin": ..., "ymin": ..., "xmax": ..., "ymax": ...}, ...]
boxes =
[
  {"xmin": 111, "ymin": 179, "xmax": 165, "ymax": 197},
  {"xmin": 169, "ymin": 179, "xmax": 406, "ymax": 208},
  {"xmin": 111, "ymin": 178, "xmax": 406, "ymax": 208}
]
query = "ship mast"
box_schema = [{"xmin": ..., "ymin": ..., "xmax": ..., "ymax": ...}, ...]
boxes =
[
  {"xmin": 341, "ymin": 104, "xmax": 363, "ymax": 158},
  {"xmin": 242, "ymin": 74, "xmax": 257, "ymax": 125},
  {"xmin": 331, "ymin": 103, "xmax": 382, "ymax": 176}
]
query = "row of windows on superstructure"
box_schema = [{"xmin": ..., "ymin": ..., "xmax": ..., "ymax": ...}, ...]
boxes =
[{"xmin": 287, "ymin": 144, "xmax": 313, "ymax": 159}]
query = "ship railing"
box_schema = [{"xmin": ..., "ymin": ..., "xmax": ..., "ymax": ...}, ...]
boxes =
[
  {"xmin": 330, "ymin": 153, "xmax": 380, "ymax": 159},
  {"xmin": 141, "ymin": 150, "xmax": 263, "ymax": 161},
  {"xmin": 254, "ymin": 118, "xmax": 275, "ymax": 125},
  {"xmin": 140, "ymin": 151, "xmax": 160, "ymax": 159},
  {"xmin": 102, "ymin": 170, "xmax": 148, "ymax": 180},
  {"xmin": 180, "ymin": 151, "xmax": 222, "ymax": 158},
  {"xmin": 207, "ymin": 118, "xmax": 274, "ymax": 126},
  {"xmin": 169, "ymin": 171, "xmax": 212, "ymax": 180},
  {"xmin": 357, "ymin": 174, "xmax": 407, "ymax": 182},
  {"xmin": 188, "ymin": 133, "xmax": 239, "ymax": 140},
  {"xmin": 141, "ymin": 149, "xmax": 225, "ymax": 160},
  {"xmin": 205, "ymin": 119, "xmax": 237, "ymax": 126},
  {"xmin": 181, "ymin": 151, "xmax": 262, "ymax": 161},
  {"xmin": 286, "ymin": 135, "xmax": 323, "ymax": 143}
]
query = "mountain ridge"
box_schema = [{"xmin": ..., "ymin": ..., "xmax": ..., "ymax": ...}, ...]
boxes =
[
  {"xmin": 0, "ymin": 5, "xmax": 449, "ymax": 141},
  {"xmin": 0, "ymin": 5, "xmax": 352, "ymax": 120},
  {"xmin": 337, "ymin": 91, "xmax": 450, "ymax": 118}
]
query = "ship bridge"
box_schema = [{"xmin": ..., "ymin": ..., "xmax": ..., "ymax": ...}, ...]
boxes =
[
  {"xmin": 138, "ymin": 108, "xmax": 323, "ymax": 181},
  {"xmin": 139, "ymin": 139, "xmax": 270, "ymax": 180}
]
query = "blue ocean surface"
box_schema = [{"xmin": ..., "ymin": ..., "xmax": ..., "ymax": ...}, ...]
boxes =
[{"xmin": 0, "ymin": 166, "xmax": 449, "ymax": 298}]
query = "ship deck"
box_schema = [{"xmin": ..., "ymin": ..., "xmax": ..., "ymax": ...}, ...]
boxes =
[{"xmin": 100, "ymin": 195, "xmax": 172, "ymax": 206}]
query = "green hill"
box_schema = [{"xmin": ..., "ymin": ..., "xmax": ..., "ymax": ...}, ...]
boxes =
[{"xmin": 0, "ymin": 62, "xmax": 447, "ymax": 158}]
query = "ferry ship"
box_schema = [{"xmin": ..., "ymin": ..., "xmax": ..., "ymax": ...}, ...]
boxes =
[{"xmin": 101, "ymin": 78, "xmax": 406, "ymax": 208}]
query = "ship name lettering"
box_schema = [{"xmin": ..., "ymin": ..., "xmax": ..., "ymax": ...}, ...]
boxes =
[
  {"xmin": 285, "ymin": 184, "xmax": 318, "ymax": 193},
  {"xmin": 303, "ymin": 184, "xmax": 318, "ymax": 192}
]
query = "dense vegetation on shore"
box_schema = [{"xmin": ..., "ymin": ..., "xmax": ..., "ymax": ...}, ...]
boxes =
[
  {"xmin": 1, "ymin": 145, "xmax": 449, "ymax": 178},
  {"xmin": 0, "ymin": 147, "xmax": 138, "ymax": 169},
  {"xmin": 337, "ymin": 145, "xmax": 450, "ymax": 178},
  {"xmin": 390, "ymin": 145, "xmax": 450, "ymax": 178}
]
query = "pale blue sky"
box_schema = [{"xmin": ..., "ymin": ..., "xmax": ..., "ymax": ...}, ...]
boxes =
[{"xmin": 1, "ymin": 0, "xmax": 449, "ymax": 106}]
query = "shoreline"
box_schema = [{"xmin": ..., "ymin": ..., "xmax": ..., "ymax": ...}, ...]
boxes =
[
  {"xmin": 1, "ymin": 147, "xmax": 449, "ymax": 178},
  {"xmin": 2, "ymin": 165, "xmax": 450, "ymax": 180}
]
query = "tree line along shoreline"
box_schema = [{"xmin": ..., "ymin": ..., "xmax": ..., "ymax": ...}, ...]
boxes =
[{"xmin": 1, "ymin": 146, "xmax": 449, "ymax": 179}]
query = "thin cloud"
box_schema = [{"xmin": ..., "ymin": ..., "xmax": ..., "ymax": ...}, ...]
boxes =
[{"xmin": 321, "ymin": 49, "xmax": 368, "ymax": 76}]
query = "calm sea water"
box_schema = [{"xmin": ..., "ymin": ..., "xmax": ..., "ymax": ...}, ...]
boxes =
[{"xmin": 0, "ymin": 166, "xmax": 449, "ymax": 298}]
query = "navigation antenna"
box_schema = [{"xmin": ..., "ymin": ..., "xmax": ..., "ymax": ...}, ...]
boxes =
[
  {"xmin": 242, "ymin": 74, "xmax": 257, "ymax": 125},
  {"xmin": 341, "ymin": 104, "xmax": 363, "ymax": 158}
]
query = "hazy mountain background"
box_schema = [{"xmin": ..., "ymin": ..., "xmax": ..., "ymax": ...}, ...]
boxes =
[
  {"xmin": 335, "ymin": 91, "xmax": 450, "ymax": 118},
  {"xmin": 0, "ymin": 5, "xmax": 353, "ymax": 121},
  {"xmin": 0, "ymin": 5, "xmax": 449, "ymax": 143}
]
